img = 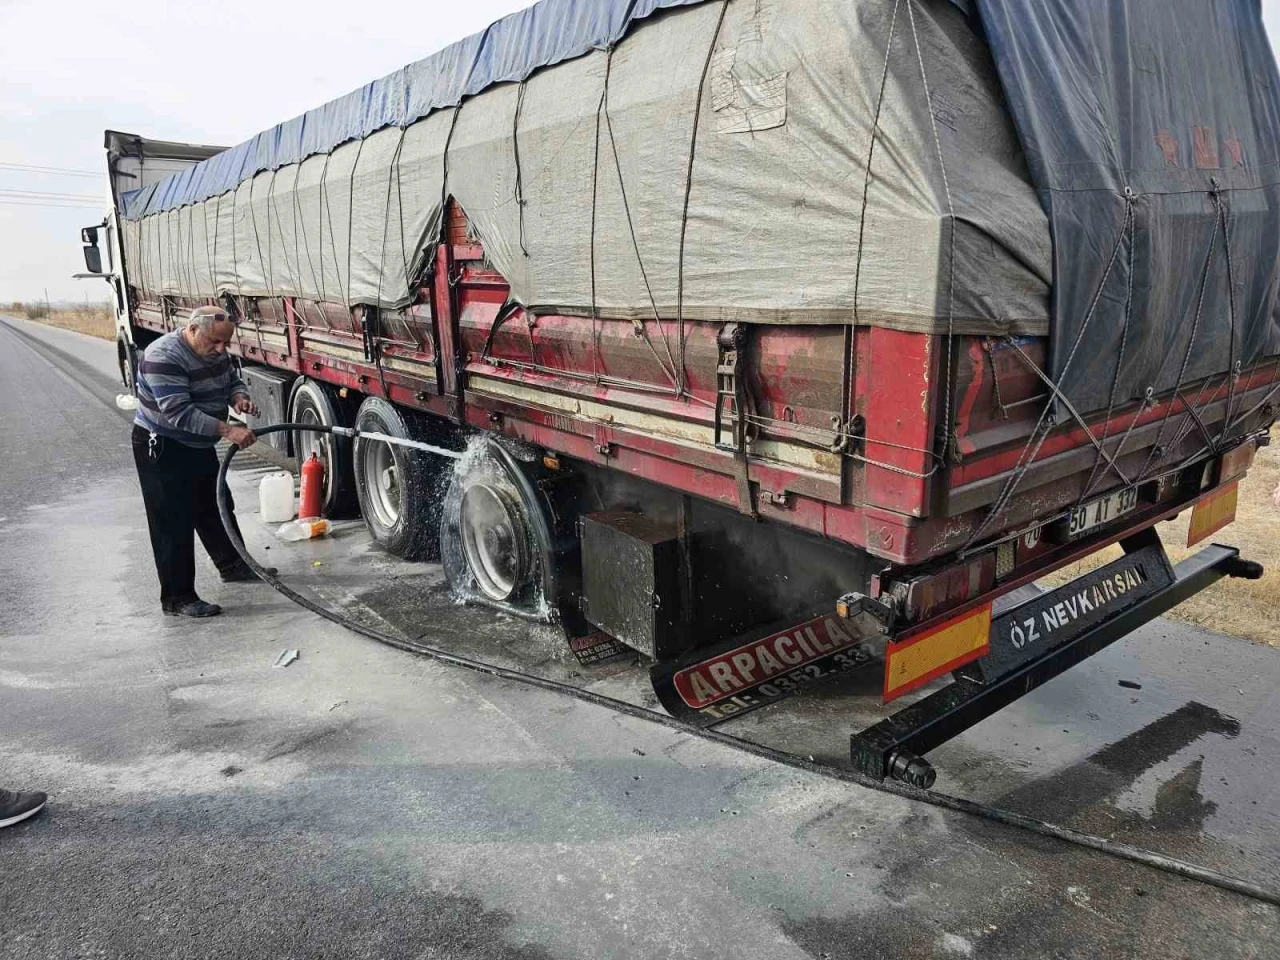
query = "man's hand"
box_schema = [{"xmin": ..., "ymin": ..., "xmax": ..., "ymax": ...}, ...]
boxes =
[
  {"xmin": 218, "ymin": 421, "xmax": 257, "ymax": 449},
  {"xmin": 232, "ymin": 394, "xmax": 260, "ymax": 418}
]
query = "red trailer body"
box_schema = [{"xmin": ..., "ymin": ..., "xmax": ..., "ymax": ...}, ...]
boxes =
[{"xmin": 119, "ymin": 197, "xmax": 1274, "ymax": 614}]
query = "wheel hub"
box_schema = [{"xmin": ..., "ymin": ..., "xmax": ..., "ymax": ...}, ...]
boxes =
[
  {"xmin": 459, "ymin": 482, "xmax": 530, "ymax": 602},
  {"xmin": 362, "ymin": 438, "xmax": 402, "ymax": 528}
]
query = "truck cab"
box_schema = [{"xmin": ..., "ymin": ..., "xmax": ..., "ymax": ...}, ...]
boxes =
[{"xmin": 79, "ymin": 131, "xmax": 226, "ymax": 391}]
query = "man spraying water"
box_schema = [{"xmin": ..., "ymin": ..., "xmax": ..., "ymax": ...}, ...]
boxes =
[{"xmin": 131, "ymin": 305, "xmax": 274, "ymax": 618}]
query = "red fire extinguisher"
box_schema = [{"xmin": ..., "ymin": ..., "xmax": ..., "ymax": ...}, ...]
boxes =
[{"xmin": 298, "ymin": 452, "xmax": 326, "ymax": 520}]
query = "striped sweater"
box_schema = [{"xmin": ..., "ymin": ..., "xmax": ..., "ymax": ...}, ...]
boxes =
[{"xmin": 133, "ymin": 330, "xmax": 248, "ymax": 447}]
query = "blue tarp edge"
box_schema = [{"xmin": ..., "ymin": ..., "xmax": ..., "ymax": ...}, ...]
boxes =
[{"xmin": 120, "ymin": 0, "xmax": 710, "ymax": 219}]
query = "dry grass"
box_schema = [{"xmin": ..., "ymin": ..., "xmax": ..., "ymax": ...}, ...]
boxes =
[
  {"xmin": 1040, "ymin": 426, "xmax": 1280, "ymax": 646},
  {"xmin": 9, "ymin": 301, "xmax": 116, "ymax": 340}
]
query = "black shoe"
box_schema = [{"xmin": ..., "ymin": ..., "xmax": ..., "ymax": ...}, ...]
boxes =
[
  {"xmin": 0, "ymin": 788, "xmax": 47, "ymax": 829},
  {"xmin": 220, "ymin": 564, "xmax": 277, "ymax": 583},
  {"xmin": 162, "ymin": 599, "xmax": 223, "ymax": 618}
]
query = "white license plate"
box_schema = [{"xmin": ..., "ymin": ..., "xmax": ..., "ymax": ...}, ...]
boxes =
[{"xmin": 1062, "ymin": 487, "xmax": 1139, "ymax": 539}]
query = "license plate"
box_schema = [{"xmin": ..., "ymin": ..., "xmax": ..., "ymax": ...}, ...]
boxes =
[
  {"xmin": 959, "ymin": 543, "xmax": 1173, "ymax": 682},
  {"xmin": 1060, "ymin": 487, "xmax": 1139, "ymax": 539}
]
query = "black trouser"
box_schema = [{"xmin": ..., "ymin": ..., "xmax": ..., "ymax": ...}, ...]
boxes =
[{"xmin": 131, "ymin": 425, "xmax": 245, "ymax": 605}]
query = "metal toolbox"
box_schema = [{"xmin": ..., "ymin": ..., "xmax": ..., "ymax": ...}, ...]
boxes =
[{"xmin": 580, "ymin": 511, "xmax": 690, "ymax": 661}]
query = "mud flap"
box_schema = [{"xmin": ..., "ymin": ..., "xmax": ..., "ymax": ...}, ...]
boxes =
[{"xmin": 650, "ymin": 611, "xmax": 884, "ymax": 727}]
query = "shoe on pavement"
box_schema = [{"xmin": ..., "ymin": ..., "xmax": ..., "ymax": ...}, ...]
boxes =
[
  {"xmin": 162, "ymin": 599, "xmax": 223, "ymax": 618},
  {"xmin": 220, "ymin": 564, "xmax": 278, "ymax": 583},
  {"xmin": 0, "ymin": 788, "xmax": 47, "ymax": 829}
]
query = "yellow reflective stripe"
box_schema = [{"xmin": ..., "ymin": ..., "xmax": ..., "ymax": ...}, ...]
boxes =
[
  {"xmin": 1188, "ymin": 482, "xmax": 1239, "ymax": 547},
  {"xmin": 885, "ymin": 605, "xmax": 992, "ymax": 698}
]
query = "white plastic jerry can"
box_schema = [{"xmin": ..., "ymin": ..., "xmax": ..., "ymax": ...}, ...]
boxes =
[{"xmin": 259, "ymin": 471, "xmax": 296, "ymax": 523}]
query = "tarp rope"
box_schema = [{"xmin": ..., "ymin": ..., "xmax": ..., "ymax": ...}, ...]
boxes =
[
  {"xmin": 512, "ymin": 82, "xmax": 530, "ymax": 259},
  {"xmin": 674, "ymin": 0, "xmax": 731, "ymax": 399},
  {"xmin": 905, "ymin": 0, "xmax": 958, "ymax": 466},
  {"xmin": 964, "ymin": 173, "xmax": 1259, "ymax": 554},
  {"xmin": 1133, "ymin": 193, "xmax": 1224, "ymax": 484},
  {"xmin": 963, "ymin": 193, "xmax": 1135, "ymax": 549},
  {"xmin": 600, "ymin": 45, "xmax": 683, "ymax": 392},
  {"xmin": 1079, "ymin": 191, "xmax": 1138, "ymax": 504},
  {"xmin": 847, "ymin": 0, "xmax": 954, "ymax": 483},
  {"xmin": 589, "ymin": 59, "xmax": 607, "ymax": 387}
]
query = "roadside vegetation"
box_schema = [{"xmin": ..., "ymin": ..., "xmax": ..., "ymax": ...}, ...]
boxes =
[
  {"xmin": 1042, "ymin": 424, "xmax": 1280, "ymax": 647},
  {"xmin": 7, "ymin": 300, "xmax": 114, "ymax": 340}
]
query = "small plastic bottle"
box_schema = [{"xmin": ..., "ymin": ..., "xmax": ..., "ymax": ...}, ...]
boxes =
[{"xmin": 276, "ymin": 517, "xmax": 332, "ymax": 542}]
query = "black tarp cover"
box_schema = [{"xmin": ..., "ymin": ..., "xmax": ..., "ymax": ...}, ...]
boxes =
[{"xmin": 974, "ymin": 0, "xmax": 1280, "ymax": 413}]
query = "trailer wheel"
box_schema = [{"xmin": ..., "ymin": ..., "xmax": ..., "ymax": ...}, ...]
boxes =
[
  {"xmin": 439, "ymin": 441, "xmax": 542, "ymax": 613},
  {"xmin": 352, "ymin": 396, "xmax": 449, "ymax": 560},
  {"xmin": 289, "ymin": 378, "xmax": 355, "ymax": 517},
  {"xmin": 439, "ymin": 439, "xmax": 590, "ymax": 628}
]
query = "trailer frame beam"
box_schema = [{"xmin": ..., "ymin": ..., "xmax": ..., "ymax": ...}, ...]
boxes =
[{"xmin": 850, "ymin": 535, "xmax": 1260, "ymax": 787}]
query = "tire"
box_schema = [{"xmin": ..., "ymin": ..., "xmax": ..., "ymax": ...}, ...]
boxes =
[
  {"xmin": 118, "ymin": 337, "xmax": 138, "ymax": 395},
  {"xmin": 352, "ymin": 396, "xmax": 453, "ymax": 560},
  {"xmin": 289, "ymin": 378, "xmax": 356, "ymax": 518}
]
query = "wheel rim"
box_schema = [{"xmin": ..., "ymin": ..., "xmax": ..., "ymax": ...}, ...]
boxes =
[
  {"xmin": 362, "ymin": 436, "xmax": 401, "ymax": 530},
  {"xmin": 459, "ymin": 483, "xmax": 528, "ymax": 601},
  {"xmin": 295, "ymin": 405, "xmax": 334, "ymax": 506}
]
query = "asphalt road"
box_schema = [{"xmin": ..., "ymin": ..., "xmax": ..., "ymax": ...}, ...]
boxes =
[{"xmin": 1, "ymin": 315, "xmax": 1278, "ymax": 960}]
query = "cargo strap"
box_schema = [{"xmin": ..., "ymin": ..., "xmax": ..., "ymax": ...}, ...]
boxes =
[
  {"xmin": 713, "ymin": 322, "xmax": 756, "ymax": 517},
  {"xmin": 362, "ymin": 306, "xmax": 393, "ymax": 401}
]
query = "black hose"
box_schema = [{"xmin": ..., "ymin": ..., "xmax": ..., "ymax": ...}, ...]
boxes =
[{"xmin": 217, "ymin": 424, "xmax": 1280, "ymax": 909}]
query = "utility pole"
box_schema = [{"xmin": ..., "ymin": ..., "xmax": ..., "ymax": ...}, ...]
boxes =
[{"xmin": 44, "ymin": 287, "xmax": 50, "ymax": 318}]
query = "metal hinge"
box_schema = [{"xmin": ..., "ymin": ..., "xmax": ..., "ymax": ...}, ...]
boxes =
[
  {"xmin": 360, "ymin": 307, "xmax": 376, "ymax": 363},
  {"xmin": 713, "ymin": 322, "xmax": 747, "ymax": 453},
  {"xmin": 713, "ymin": 323, "xmax": 757, "ymax": 518}
]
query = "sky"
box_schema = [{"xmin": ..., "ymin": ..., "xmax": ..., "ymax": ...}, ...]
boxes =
[
  {"xmin": 0, "ymin": 0, "xmax": 528, "ymax": 305},
  {"xmin": 1, "ymin": 0, "xmax": 1279, "ymax": 305}
]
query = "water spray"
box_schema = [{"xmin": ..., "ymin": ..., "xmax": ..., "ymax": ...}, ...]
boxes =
[{"xmin": 326, "ymin": 425, "xmax": 464, "ymax": 460}]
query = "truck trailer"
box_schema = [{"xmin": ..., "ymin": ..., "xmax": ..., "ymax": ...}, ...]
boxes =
[{"xmin": 80, "ymin": 0, "xmax": 1280, "ymax": 784}]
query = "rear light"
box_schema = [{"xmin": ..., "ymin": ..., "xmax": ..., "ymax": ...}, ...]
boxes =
[
  {"xmin": 874, "ymin": 552, "xmax": 997, "ymax": 624},
  {"xmin": 995, "ymin": 541, "xmax": 1016, "ymax": 580},
  {"xmin": 883, "ymin": 603, "xmax": 992, "ymax": 702}
]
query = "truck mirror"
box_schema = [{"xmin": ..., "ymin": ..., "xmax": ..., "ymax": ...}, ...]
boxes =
[{"xmin": 80, "ymin": 223, "xmax": 103, "ymax": 274}]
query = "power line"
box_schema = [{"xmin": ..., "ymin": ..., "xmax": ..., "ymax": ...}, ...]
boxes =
[
  {"xmin": 0, "ymin": 199, "xmax": 104, "ymax": 210},
  {"xmin": 0, "ymin": 188, "xmax": 103, "ymax": 202},
  {"xmin": 0, "ymin": 161, "xmax": 101, "ymax": 178}
]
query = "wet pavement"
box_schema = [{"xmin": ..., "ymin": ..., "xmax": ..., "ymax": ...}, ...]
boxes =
[{"xmin": 2, "ymin": 315, "xmax": 1278, "ymax": 959}]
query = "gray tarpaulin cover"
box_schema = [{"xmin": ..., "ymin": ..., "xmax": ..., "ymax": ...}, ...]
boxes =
[
  {"xmin": 120, "ymin": 0, "xmax": 1050, "ymax": 338},
  {"xmin": 974, "ymin": 0, "xmax": 1280, "ymax": 412}
]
